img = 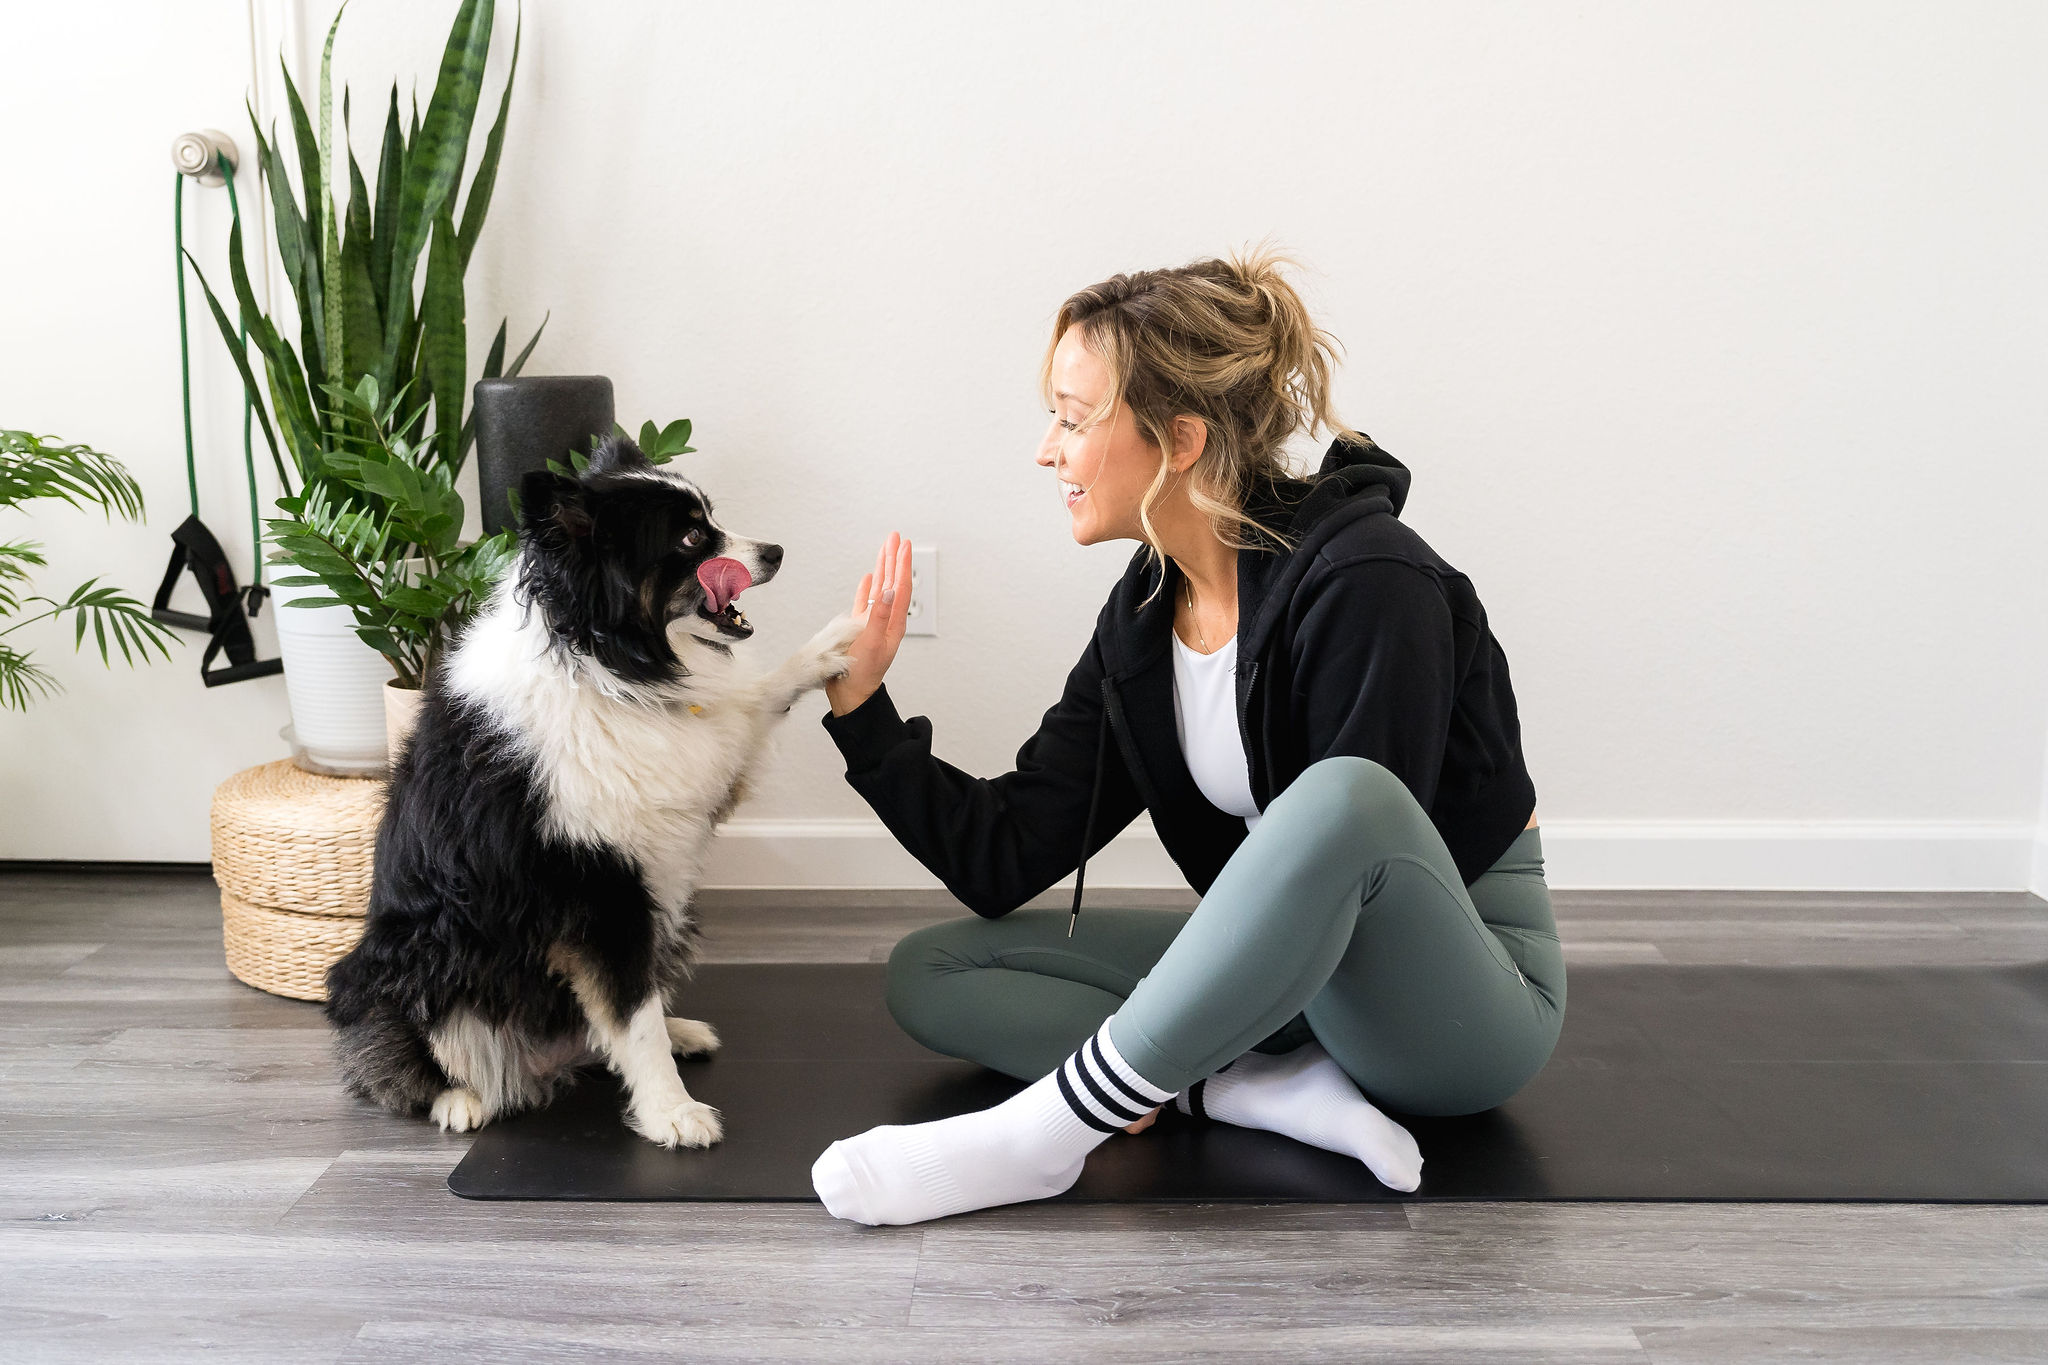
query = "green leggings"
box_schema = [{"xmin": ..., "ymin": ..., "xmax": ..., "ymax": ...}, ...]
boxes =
[{"xmin": 885, "ymin": 756, "xmax": 1565, "ymax": 1117}]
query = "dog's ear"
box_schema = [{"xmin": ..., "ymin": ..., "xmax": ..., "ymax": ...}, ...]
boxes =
[
  {"xmin": 518, "ymin": 468, "xmax": 593, "ymax": 542},
  {"xmin": 585, "ymin": 433, "xmax": 652, "ymax": 476}
]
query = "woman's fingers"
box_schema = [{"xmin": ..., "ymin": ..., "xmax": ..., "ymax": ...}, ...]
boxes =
[
  {"xmin": 886, "ymin": 537, "xmax": 914, "ymax": 639},
  {"xmin": 851, "ymin": 571, "xmax": 873, "ymax": 619}
]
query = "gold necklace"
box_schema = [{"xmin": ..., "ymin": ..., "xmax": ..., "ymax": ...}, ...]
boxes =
[{"xmin": 1184, "ymin": 576, "xmax": 1210, "ymax": 653}]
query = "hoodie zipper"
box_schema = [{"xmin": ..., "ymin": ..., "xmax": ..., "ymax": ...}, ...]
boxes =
[{"xmin": 1238, "ymin": 659, "xmax": 1264, "ymax": 810}]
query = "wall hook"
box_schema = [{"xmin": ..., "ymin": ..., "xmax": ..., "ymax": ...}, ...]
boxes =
[{"xmin": 170, "ymin": 129, "xmax": 239, "ymax": 185}]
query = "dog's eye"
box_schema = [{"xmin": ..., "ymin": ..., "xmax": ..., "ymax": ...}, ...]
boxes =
[{"xmin": 681, "ymin": 527, "xmax": 706, "ymax": 549}]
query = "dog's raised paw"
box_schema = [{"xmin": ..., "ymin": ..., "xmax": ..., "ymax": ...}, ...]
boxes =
[
  {"xmin": 635, "ymin": 1098, "xmax": 724, "ymax": 1149},
  {"xmin": 665, "ymin": 1017, "xmax": 721, "ymax": 1056},
  {"xmin": 430, "ymin": 1086, "xmax": 490, "ymax": 1134},
  {"xmin": 805, "ymin": 612, "xmax": 864, "ymax": 680}
]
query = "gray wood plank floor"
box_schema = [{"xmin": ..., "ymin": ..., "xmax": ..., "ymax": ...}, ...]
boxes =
[{"xmin": 3, "ymin": 869, "xmax": 2046, "ymax": 1363}]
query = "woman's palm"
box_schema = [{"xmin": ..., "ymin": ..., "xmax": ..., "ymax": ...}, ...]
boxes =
[{"xmin": 826, "ymin": 532, "xmax": 913, "ymax": 716}]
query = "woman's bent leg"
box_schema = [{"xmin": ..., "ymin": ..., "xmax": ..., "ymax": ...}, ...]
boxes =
[
  {"xmin": 885, "ymin": 908, "xmax": 1192, "ymax": 1081},
  {"xmin": 1306, "ymin": 825, "xmax": 1563, "ymax": 1116},
  {"xmin": 1109, "ymin": 755, "xmax": 1558, "ymax": 1115}
]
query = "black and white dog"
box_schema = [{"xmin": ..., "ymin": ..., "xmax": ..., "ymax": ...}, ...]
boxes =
[{"xmin": 323, "ymin": 435, "xmax": 860, "ymax": 1147}]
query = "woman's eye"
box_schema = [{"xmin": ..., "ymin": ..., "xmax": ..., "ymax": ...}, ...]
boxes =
[{"xmin": 682, "ymin": 527, "xmax": 705, "ymax": 548}]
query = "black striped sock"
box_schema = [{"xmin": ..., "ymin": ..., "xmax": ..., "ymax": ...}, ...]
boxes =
[{"xmin": 1053, "ymin": 1021, "xmax": 1176, "ymax": 1133}]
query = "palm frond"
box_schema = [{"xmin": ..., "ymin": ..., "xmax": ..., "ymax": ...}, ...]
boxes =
[
  {"xmin": 0, "ymin": 645, "xmax": 60, "ymax": 711},
  {"xmin": 0, "ymin": 431, "xmax": 148, "ymax": 520}
]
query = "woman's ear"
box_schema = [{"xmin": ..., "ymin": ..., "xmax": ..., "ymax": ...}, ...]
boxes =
[{"xmin": 1169, "ymin": 415, "xmax": 1208, "ymax": 473}]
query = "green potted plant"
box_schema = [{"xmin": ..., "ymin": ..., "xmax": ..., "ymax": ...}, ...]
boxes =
[
  {"xmin": 0, "ymin": 431, "xmax": 179, "ymax": 710},
  {"xmin": 185, "ymin": 0, "xmax": 541, "ymax": 773}
]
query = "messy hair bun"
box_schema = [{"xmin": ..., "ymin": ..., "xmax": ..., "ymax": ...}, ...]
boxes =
[{"xmin": 1042, "ymin": 244, "xmax": 1362, "ymax": 586}]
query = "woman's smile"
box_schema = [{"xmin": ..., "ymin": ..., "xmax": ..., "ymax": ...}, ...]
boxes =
[{"xmin": 1060, "ymin": 478, "xmax": 1086, "ymax": 510}]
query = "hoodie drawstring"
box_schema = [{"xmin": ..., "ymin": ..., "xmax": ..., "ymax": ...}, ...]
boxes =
[{"xmin": 1067, "ymin": 702, "xmax": 1111, "ymax": 938}]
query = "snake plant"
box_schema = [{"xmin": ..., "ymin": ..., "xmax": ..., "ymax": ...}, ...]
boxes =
[{"xmin": 185, "ymin": 0, "xmax": 544, "ymax": 681}]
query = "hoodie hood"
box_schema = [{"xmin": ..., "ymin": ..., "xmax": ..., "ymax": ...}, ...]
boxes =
[
  {"xmin": 1097, "ymin": 433, "xmax": 1413, "ymax": 678},
  {"xmin": 1247, "ymin": 432, "xmax": 1411, "ymax": 543}
]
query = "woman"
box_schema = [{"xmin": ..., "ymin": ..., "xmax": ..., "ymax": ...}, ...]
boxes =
[{"xmin": 807, "ymin": 249, "xmax": 1562, "ymax": 1226}]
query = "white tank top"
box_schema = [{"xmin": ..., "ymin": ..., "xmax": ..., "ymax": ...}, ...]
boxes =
[{"xmin": 1169, "ymin": 630, "xmax": 1262, "ymax": 830}]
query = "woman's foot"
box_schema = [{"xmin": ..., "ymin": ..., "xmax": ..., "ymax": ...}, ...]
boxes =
[
  {"xmin": 811, "ymin": 1021, "xmax": 1176, "ymax": 1225},
  {"xmin": 1179, "ymin": 1041, "xmax": 1423, "ymax": 1192}
]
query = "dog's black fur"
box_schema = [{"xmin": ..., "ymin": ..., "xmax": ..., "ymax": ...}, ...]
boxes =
[{"xmin": 323, "ymin": 435, "xmax": 800, "ymax": 1134}]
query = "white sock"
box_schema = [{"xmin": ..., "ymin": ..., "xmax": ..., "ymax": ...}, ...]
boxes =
[
  {"xmin": 1175, "ymin": 1040, "xmax": 1424, "ymax": 1192},
  {"xmin": 812, "ymin": 1020, "xmax": 1174, "ymax": 1225}
]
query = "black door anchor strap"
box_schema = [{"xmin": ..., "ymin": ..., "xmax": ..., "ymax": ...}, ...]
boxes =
[{"xmin": 151, "ymin": 513, "xmax": 284, "ymax": 688}]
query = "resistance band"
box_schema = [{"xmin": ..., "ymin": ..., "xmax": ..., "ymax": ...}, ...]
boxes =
[{"xmin": 155, "ymin": 148, "xmax": 283, "ymax": 687}]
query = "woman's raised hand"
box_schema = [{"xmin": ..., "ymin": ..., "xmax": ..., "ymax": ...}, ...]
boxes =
[{"xmin": 825, "ymin": 531, "xmax": 914, "ymax": 717}]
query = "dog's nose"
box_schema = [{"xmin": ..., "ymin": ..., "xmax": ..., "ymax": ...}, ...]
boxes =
[{"xmin": 758, "ymin": 543, "xmax": 783, "ymax": 573}]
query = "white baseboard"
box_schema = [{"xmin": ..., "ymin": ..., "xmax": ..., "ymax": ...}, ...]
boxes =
[{"xmin": 701, "ymin": 816, "xmax": 2048, "ymax": 894}]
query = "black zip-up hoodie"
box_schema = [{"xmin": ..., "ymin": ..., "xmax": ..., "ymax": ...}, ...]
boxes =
[{"xmin": 819, "ymin": 434, "xmax": 1538, "ymax": 922}]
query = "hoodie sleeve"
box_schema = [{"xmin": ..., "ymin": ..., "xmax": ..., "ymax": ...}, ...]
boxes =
[
  {"xmin": 818, "ymin": 626, "xmax": 1146, "ymax": 919},
  {"xmin": 1288, "ymin": 556, "xmax": 1457, "ymax": 812}
]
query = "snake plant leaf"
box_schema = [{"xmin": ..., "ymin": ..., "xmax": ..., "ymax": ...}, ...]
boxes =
[
  {"xmin": 280, "ymin": 67, "xmax": 329, "ymax": 382},
  {"xmin": 343, "ymin": 103, "xmax": 381, "ymax": 383},
  {"xmin": 221, "ymin": 216, "xmax": 321, "ymax": 480},
  {"xmin": 504, "ymin": 312, "xmax": 547, "ymax": 378},
  {"xmin": 479, "ymin": 318, "xmax": 509, "ymax": 382},
  {"xmin": 281, "ymin": 62, "xmax": 323, "ymax": 267},
  {"xmin": 456, "ymin": 1, "xmax": 520, "ymax": 271},
  {"xmin": 382, "ymin": 0, "xmax": 492, "ymax": 372},
  {"xmin": 338, "ymin": 200, "xmax": 381, "ymax": 388},
  {"xmin": 455, "ymin": 310, "xmax": 546, "ymax": 462},
  {"xmin": 345, "ymin": 146, "xmax": 374, "ymax": 275},
  {"xmin": 249, "ymin": 113, "xmax": 325, "ymax": 393},
  {"xmin": 317, "ymin": 4, "xmax": 346, "ymax": 387},
  {"xmin": 419, "ymin": 206, "xmax": 466, "ymax": 472},
  {"xmin": 371, "ymin": 84, "xmax": 403, "ymax": 309},
  {"xmin": 181, "ymin": 248, "xmax": 291, "ymax": 489}
]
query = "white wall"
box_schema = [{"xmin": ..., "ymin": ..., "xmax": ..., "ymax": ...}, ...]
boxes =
[{"xmin": 3, "ymin": 1, "xmax": 2045, "ymax": 891}]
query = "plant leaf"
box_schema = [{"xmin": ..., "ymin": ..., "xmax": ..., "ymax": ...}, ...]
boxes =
[
  {"xmin": 418, "ymin": 207, "xmax": 466, "ymax": 473},
  {"xmin": 457, "ymin": 1, "xmax": 519, "ymax": 271},
  {"xmin": 382, "ymin": 0, "xmax": 493, "ymax": 377},
  {"xmin": 281, "ymin": 69, "xmax": 329, "ymax": 381},
  {"xmin": 371, "ymin": 83, "xmax": 403, "ymax": 311},
  {"xmin": 180, "ymin": 252, "xmax": 291, "ymax": 489},
  {"xmin": 317, "ymin": 4, "xmax": 347, "ymax": 386}
]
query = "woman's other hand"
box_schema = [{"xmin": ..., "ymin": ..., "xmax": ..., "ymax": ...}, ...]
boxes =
[{"xmin": 825, "ymin": 531, "xmax": 914, "ymax": 717}]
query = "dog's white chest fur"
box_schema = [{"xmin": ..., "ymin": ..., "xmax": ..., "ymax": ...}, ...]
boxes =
[{"xmin": 446, "ymin": 586, "xmax": 852, "ymax": 912}]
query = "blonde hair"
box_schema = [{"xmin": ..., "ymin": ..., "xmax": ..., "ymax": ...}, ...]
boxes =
[{"xmin": 1040, "ymin": 244, "xmax": 1362, "ymax": 599}]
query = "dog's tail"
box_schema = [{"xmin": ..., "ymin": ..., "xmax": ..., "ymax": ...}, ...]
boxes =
[{"xmin": 331, "ymin": 999, "xmax": 450, "ymax": 1116}]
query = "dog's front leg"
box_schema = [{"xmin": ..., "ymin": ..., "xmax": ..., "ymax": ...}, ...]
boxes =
[
  {"xmin": 756, "ymin": 611, "xmax": 863, "ymax": 715},
  {"xmin": 552, "ymin": 948, "xmax": 722, "ymax": 1148}
]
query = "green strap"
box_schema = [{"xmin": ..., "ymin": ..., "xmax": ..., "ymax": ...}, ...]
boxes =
[{"xmin": 172, "ymin": 152, "xmax": 263, "ymax": 587}]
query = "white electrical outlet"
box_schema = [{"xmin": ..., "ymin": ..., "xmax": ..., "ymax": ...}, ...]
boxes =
[{"xmin": 905, "ymin": 546, "xmax": 938, "ymax": 636}]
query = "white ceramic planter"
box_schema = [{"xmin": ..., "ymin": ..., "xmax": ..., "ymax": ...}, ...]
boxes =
[{"xmin": 269, "ymin": 573, "xmax": 394, "ymax": 776}]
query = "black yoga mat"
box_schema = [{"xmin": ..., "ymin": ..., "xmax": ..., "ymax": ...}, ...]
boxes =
[{"xmin": 447, "ymin": 959, "xmax": 2048, "ymax": 1204}]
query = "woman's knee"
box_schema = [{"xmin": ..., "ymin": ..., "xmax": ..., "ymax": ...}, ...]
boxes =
[
  {"xmin": 883, "ymin": 920, "xmax": 971, "ymax": 1043},
  {"xmin": 1269, "ymin": 756, "xmax": 1415, "ymax": 837}
]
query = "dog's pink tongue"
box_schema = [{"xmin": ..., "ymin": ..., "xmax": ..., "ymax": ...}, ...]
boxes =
[{"xmin": 697, "ymin": 557, "xmax": 752, "ymax": 613}]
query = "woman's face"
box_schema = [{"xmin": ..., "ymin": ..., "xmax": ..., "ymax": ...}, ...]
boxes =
[{"xmin": 1035, "ymin": 324, "xmax": 1164, "ymax": 546}]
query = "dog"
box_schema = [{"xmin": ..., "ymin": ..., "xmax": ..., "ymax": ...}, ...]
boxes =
[{"xmin": 323, "ymin": 434, "xmax": 861, "ymax": 1147}]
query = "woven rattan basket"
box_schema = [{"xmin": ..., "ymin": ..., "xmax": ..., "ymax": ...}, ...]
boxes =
[{"xmin": 211, "ymin": 759, "xmax": 386, "ymax": 1001}]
